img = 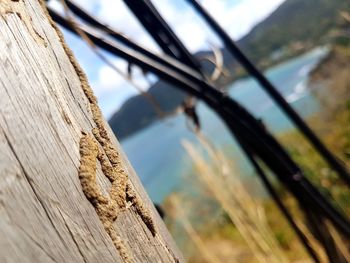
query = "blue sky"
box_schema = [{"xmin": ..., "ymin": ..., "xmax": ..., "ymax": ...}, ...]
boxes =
[{"xmin": 49, "ymin": 0, "xmax": 285, "ymax": 119}]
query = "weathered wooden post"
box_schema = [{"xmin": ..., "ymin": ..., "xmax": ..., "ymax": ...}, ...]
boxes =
[{"xmin": 0, "ymin": 1, "xmax": 183, "ymax": 262}]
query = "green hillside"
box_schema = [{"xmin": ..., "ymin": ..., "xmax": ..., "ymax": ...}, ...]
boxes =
[
  {"xmin": 109, "ymin": 0, "xmax": 349, "ymax": 140},
  {"xmin": 238, "ymin": 0, "xmax": 349, "ymax": 66},
  {"xmin": 109, "ymin": 81, "xmax": 186, "ymax": 139}
]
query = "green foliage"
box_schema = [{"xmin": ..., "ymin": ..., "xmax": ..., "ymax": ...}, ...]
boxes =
[
  {"xmin": 109, "ymin": 0, "xmax": 350, "ymax": 139},
  {"xmin": 163, "ymin": 43, "xmax": 350, "ymax": 262},
  {"xmin": 238, "ymin": 0, "xmax": 350, "ymax": 65},
  {"xmin": 109, "ymin": 81, "xmax": 186, "ymax": 139},
  {"xmin": 279, "ymin": 44, "xmax": 350, "ymax": 212}
]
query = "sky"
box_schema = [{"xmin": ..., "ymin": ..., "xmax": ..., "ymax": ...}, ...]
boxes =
[{"xmin": 49, "ymin": 0, "xmax": 285, "ymax": 119}]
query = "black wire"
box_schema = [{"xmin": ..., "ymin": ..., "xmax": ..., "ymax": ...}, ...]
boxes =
[
  {"xmin": 215, "ymin": 113, "xmax": 322, "ymax": 262},
  {"xmin": 305, "ymin": 210, "xmax": 347, "ymax": 263},
  {"xmin": 217, "ymin": 107, "xmax": 345, "ymax": 262},
  {"xmin": 242, "ymin": 149, "xmax": 320, "ymax": 263},
  {"xmin": 60, "ymin": 0, "xmax": 203, "ymax": 81},
  {"xmin": 122, "ymin": 0, "xmax": 203, "ymax": 71},
  {"xmin": 185, "ymin": 0, "xmax": 350, "ymax": 188},
  {"xmin": 217, "ymin": 98, "xmax": 350, "ymax": 237},
  {"xmin": 48, "ymin": 6, "xmax": 350, "ymax": 257}
]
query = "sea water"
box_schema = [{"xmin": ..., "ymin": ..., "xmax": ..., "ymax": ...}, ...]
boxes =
[{"xmin": 121, "ymin": 47, "xmax": 329, "ymax": 203}]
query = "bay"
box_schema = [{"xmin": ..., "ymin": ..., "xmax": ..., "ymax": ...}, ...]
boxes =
[{"xmin": 121, "ymin": 47, "xmax": 329, "ymax": 203}]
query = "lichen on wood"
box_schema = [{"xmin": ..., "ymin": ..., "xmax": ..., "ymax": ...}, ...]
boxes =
[
  {"xmin": 79, "ymin": 133, "xmax": 132, "ymax": 263},
  {"xmin": 41, "ymin": 2, "xmax": 156, "ymax": 260},
  {"xmin": 0, "ymin": 0, "xmax": 183, "ymax": 261},
  {"xmin": 126, "ymin": 183, "xmax": 156, "ymax": 237}
]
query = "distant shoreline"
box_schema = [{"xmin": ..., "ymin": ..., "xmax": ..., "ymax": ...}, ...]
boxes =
[{"xmin": 119, "ymin": 47, "xmax": 326, "ymax": 143}]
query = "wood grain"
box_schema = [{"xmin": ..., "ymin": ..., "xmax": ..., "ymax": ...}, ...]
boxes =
[{"xmin": 0, "ymin": 0, "xmax": 183, "ymax": 262}]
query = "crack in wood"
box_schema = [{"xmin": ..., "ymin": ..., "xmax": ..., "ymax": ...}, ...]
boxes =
[
  {"xmin": 3, "ymin": 131, "xmax": 69, "ymax": 253},
  {"xmin": 14, "ymin": 223, "xmax": 59, "ymax": 263}
]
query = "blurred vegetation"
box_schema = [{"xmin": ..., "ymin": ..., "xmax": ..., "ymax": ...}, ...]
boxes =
[
  {"xmin": 161, "ymin": 40, "xmax": 350, "ymax": 262},
  {"xmin": 279, "ymin": 44, "xmax": 350, "ymax": 209},
  {"xmin": 110, "ymin": 0, "xmax": 350, "ymax": 140},
  {"xmin": 238, "ymin": 0, "xmax": 350, "ymax": 68}
]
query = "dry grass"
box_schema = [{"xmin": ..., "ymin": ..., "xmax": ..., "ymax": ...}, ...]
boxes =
[
  {"xmin": 181, "ymin": 134, "xmax": 289, "ymax": 263},
  {"xmin": 168, "ymin": 196, "xmax": 222, "ymax": 263},
  {"xmin": 326, "ymin": 221, "xmax": 350, "ymax": 262},
  {"xmin": 163, "ymin": 44, "xmax": 350, "ymax": 262}
]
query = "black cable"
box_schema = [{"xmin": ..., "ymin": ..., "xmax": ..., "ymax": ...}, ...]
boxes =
[
  {"xmin": 233, "ymin": 139, "xmax": 321, "ymax": 262},
  {"xmin": 305, "ymin": 210, "xmax": 347, "ymax": 263},
  {"xmin": 248, "ymin": 158, "xmax": 320, "ymax": 262},
  {"xmin": 48, "ymin": 7, "xmax": 350, "ymax": 255},
  {"xmin": 218, "ymin": 108, "xmax": 345, "ymax": 262},
  {"xmin": 217, "ymin": 99, "xmax": 350, "ymax": 237},
  {"xmin": 123, "ymin": 0, "xmax": 203, "ymax": 71},
  {"xmin": 185, "ymin": 0, "xmax": 350, "ymax": 188},
  {"xmin": 60, "ymin": 0, "xmax": 203, "ymax": 82}
]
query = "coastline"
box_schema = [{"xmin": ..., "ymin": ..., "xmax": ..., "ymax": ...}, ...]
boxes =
[
  {"xmin": 278, "ymin": 43, "xmax": 350, "ymax": 208},
  {"xmin": 161, "ymin": 44, "xmax": 350, "ymax": 263},
  {"xmin": 308, "ymin": 44, "xmax": 350, "ymax": 125}
]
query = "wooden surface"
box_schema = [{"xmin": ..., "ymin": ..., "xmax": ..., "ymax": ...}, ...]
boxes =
[{"xmin": 0, "ymin": 0, "xmax": 183, "ymax": 262}]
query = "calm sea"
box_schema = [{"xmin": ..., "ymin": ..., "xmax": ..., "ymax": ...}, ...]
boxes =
[{"xmin": 121, "ymin": 47, "xmax": 328, "ymax": 203}]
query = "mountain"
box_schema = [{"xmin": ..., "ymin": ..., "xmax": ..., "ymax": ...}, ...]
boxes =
[
  {"xmin": 109, "ymin": 0, "xmax": 349, "ymax": 140},
  {"xmin": 108, "ymin": 81, "xmax": 186, "ymax": 139},
  {"xmin": 237, "ymin": 0, "xmax": 349, "ymax": 65}
]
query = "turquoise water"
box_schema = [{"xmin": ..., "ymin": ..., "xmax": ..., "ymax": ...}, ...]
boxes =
[{"xmin": 121, "ymin": 47, "xmax": 329, "ymax": 203}]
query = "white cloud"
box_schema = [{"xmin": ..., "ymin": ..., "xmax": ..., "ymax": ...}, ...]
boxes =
[
  {"xmin": 48, "ymin": 0, "xmax": 98, "ymax": 14},
  {"xmin": 97, "ymin": 0, "xmax": 131, "ymax": 25},
  {"xmin": 96, "ymin": 0, "xmax": 160, "ymax": 52},
  {"xmin": 93, "ymin": 61, "xmax": 152, "ymax": 118},
  {"xmin": 92, "ymin": 59, "xmax": 127, "ymax": 97},
  {"xmin": 47, "ymin": 0, "xmax": 64, "ymax": 13},
  {"xmin": 58, "ymin": 0, "xmax": 285, "ymax": 53},
  {"xmin": 211, "ymin": 0, "xmax": 286, "ymax": 39},
  {"xmin": 98, "ymin": 66, "xmax": 123, "ymax": 87},
  {"xmin": 94, "ymin": 58, "xmax": 151, "ymax": 95},
  {"xmin": 60, "ymin": 0, "xmax": 286, "ymax": 116},
  {"xmin": 152, "ymin": 0, "xmax": 214, "ymax": 52},
  {"xmin": 152, "ymin": 0, "xmax": 285, "ymax": 50},
  {"xmin": 176, "ymin": 22, "xmax": 208, "ymax": 52}
]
